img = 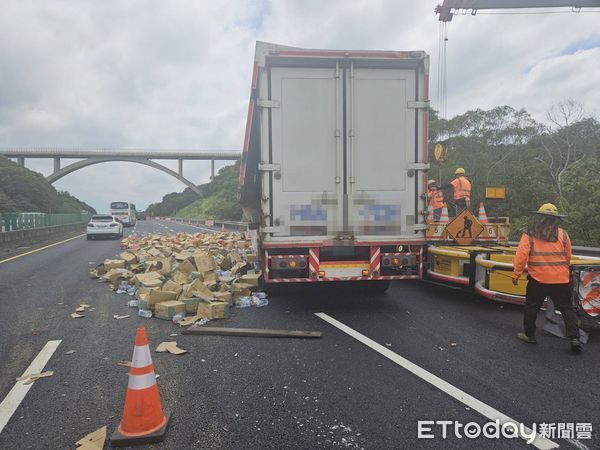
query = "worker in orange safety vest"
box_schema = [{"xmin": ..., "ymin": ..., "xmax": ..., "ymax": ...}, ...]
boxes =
[
  {"xmin": 427, "ymin": 180, "xmax": 445, "ymax": 222},
  {"xmin": 512, "ymin": 203, "xmax": 581, "ymax": 352},
  {"xmin": 439, "ymin": 168, "xmax": 471, "ymax": 215}
]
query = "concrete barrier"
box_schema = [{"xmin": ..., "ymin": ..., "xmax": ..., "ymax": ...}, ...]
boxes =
[{"xmin": 0, "ymin": 223, "xmax": 86, "ymax": 253}]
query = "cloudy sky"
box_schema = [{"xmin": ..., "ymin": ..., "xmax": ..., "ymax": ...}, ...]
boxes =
[{"xmin": 1, "ymin": 1, "xmax": 599, "ymax": 213}]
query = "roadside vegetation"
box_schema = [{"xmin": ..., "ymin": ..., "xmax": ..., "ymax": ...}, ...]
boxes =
[
  {"xmin": 146, "ymin": 161, "xmax": 242, "ymax": 221},
  {"xmin": 430, "ymin": 100, "xmax": 600, "ymax": 245},
  {"xmin": 0, "ymin": 156, "xmax": 96, "ymax": 214}
]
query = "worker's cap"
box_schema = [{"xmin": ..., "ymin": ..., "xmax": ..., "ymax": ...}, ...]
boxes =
[
  {"xmin": 427, "ymin": 180, "xmax": 437, "ymax": 186},
  {"xmin": 454, "ymin": 168, "xmax": 465, "ymax": 175},
  {"xmin": 534, "ymin": 203, "xmax": 566, "ymax": 217}
]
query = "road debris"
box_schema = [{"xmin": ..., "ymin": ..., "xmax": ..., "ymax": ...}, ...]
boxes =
[
  {"xmin": 66, "ymin": 350, "xmax": 76, "ymax": 355},
  {"xmin": 71, "ymin": 312, "xmax": 85, "ymax": 319},
  {"xmin": 75, "ymin": 425, "xmax": 107, "ymax": 449},
  {"xmin": 182, "ymin": 327, "xmax": 322, "ymax": 339},
  {"xmin": 117, "ymin": 360, "xmax": 132, "ymax": 367},
  {"xmin": 113, "ymin": 314, "xmax": 130, "ymax": 320},
  {"xmin": 75, "ymin": 306, "xmax": 86, "ymax": 313},
  {"xmin": 450, "ymin": 342, "xmax": 457, "ymax": 347},
  {"xmin": 155, "ymin": 341, "xmax": 187, "ymax": 355},
  {"xmin": 90, "ymin": 231, "xmax": 267, "ymax": 328},
  {"xmin": 16, "ymin": 371, "xmax": 54, "ymax": 385}
]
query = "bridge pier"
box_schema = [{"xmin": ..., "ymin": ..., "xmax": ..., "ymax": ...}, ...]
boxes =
[
  {"xmin": 211, "ymin": 159, "xmax": 215, "ymax": 179},
  {"xmin": 178, "ymin": 158, "xmax": 183, "ymax": 176},
  {"xmin": 53, "ymin": 157, "xmax": 61, "ymax": 173},
  {"xmin": 17, "ymin": 157, "xmax": 25, "ymax": 166}
]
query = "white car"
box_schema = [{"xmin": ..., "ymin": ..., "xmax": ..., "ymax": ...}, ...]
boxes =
[{"xmin": 86, "ymin": 215, "xmax": 123, "ymax": 240}]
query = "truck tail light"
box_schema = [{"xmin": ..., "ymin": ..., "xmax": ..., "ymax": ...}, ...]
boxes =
[
  {"xmin": 382, "ymin": 253, "xmax": 416, "ymax": 267},
  {"xmin": 270, "ymin": 255, "xmax": 309, "ymax": 270},
  {"xmin": 362, "ymin": 269, "xmax": 369, "ymax": 277}
]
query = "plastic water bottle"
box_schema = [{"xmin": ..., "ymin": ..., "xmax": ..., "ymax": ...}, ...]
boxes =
[
  {"xmin": 235, "ymin": 296, "xmax": 252, "ymax": 308},
  {"xmin": 253, "ymin": 296, "xmax": 269, "ymax": 307},
  {"xmin": 127, "ymin": 300, "xmax": 138, "ymax": 308},
  {"xmin": 172, "ymin": 313, "xmax": 185, "ymax": 323},
  {"xmin": 138, "ymin": 309, "xmax": 153, "ymax": 318},
  {"xmin": 195, "ymin": 317, "xmax": 209, "ymax": 326}
]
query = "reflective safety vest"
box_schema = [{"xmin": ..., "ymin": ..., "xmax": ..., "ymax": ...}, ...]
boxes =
[
  {"xmin": 427, "ymin": 190, "xmax": 444, "ymax": 209},
  {"xmin": 513, "ymin": 228, "xmax": 572, "ymax": 284},
  {"xmin": 450, "ymin": 176, "xmax": 471, "ymax": 200}
]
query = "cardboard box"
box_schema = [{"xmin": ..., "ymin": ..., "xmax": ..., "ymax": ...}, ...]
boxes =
[
  {"xmin": 172, "ymin": 270, "xmax": 190, "ymax": 285},
  {"xmin": 155, "ymin": 301, "xmax": 186, "ymax": 320},
  {"xmin": 193, "ymin": 252, "xmax": 215, "ymax": 273},
  {"xmin": 202, "ymin": 270, "xmax": 218, "ymax": 283},
  {"xmin": 104, "ymin": 259, "xmax": 126, "ymax": 270},
  {"xmin": 120, "ymin": 252, "xmax": 138, "ymax": 264},
  {"xmin": 241, "ymin": 273, "xmax": 262, "ymax": 287},
  {"xmin": 213, "ymin": 291, "xmax": 233, "ymax": 305},
  {"xmin": 186, "ymin": 278, "xmax": 214, "ymax": 301},
  {"xmin": 181, "ymin": 298, "xmax": 202, "ymax": 314},
  {"xmin": 197, "ymin": 301, "xmax": 230, "ymax": 320},
  {"xmin": 178, "ymin": 259, "xmax": 196, "ymax": 277},
  {"xmin": 162, "ymin": 280, "xmax": 183, "ymax": 296},
  {"xmin": 147, "ymin": 289, "xmax": 178, "ymax": 309}
]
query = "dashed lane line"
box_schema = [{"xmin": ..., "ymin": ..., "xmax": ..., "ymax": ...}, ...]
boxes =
[
  {"xmin": 0, "ymin": 234, "xmax": 85, "ymax": 265},
  {"xmin": 0, "ymin": 340, "xmax": 62, "ymax": 434},
  {"xmin": 315, "ymin": 313, "xmax": 559, "ymax": 450}
]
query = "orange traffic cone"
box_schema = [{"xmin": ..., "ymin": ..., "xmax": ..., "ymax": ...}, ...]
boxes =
[
  {"xmin": 426, "ymin": 203, "xmax": 433, "ymax": 224},
  {"xmin": 110, "ymin": 327, "xmax": 171, "ymax": 447},
  {"xmin": 478, "ymin": 202, "xmax": 489, "ymax": 224},
  {"xmin": 439, "ymin": 203, "xmax": 449, "ymax": 224}
]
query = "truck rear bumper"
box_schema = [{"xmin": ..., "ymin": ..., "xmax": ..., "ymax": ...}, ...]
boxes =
[{"xmin": 263, "ymin": 242, "xmax": 424, "ymax": 283}]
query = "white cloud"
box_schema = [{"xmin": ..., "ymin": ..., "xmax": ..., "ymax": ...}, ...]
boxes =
[{"xmin": 1, "ymin": 1, "xmax": 599, "ymax": 212}]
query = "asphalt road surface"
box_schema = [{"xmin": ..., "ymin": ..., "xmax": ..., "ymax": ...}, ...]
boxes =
[{"xmin": 0, "ymin": 219, "xmax": 598, "ymax": 449}]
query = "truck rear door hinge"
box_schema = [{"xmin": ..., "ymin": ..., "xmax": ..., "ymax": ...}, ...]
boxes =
[
  {"xmin": 258, "ymin": 163, "xmax": 281, "ymax": 172},
  {"xmin": 407, "ymin": 100, "xmax": 430, "ymax": 109},
  {"xmin": 407, "ymin": 162, "xmax": 430, "ymax": 171},
  {"xmin": 257, "ymin": 99, "xmax": 280, "ymax": 108}
]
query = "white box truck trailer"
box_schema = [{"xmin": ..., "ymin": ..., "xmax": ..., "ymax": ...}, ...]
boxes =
[{"xmin": 239, "ymin": 42, "xmax": 430, "ymax": 289}]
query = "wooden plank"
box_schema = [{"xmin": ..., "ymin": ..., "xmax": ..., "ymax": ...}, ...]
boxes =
[{"xmin": 182, "ymin": 326, "xmax": 322, "ymax": 338}]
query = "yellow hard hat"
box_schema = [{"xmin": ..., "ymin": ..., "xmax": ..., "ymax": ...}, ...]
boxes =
[
  {"xmin": 455, "ymin": 168, "xmax": 465, "ymax": 175},
  {"xmin": 535, "ymin": 203, "xmax": 565, "ymax": 217}
]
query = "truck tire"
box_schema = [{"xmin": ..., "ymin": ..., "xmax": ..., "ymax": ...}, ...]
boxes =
[{"xmin": 86, "ymin": 235, "xmax": 92, "ymax": 241}]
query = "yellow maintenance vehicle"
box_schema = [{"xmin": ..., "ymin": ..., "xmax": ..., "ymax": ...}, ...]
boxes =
[{"xmin": 424, "ymin": 203, "xmax": 600, "ymax": 334}]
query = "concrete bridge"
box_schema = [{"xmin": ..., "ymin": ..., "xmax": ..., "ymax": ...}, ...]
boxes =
[{"xmin": 0, "ymin": 148, "xmax": 241, "ymax": 196}]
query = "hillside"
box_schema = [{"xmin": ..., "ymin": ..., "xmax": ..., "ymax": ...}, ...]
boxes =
[
  {"xmin": 146, "ymin": 162, "xmax": 242, "ymax": 220},
  {"xmin": 0, "ymin": 156, "xmax": 96, "ymax": 214}
]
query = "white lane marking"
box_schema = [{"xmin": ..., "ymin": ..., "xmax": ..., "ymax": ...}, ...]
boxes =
[
  {"xmin": 0, "ymin": 234, "xmax": 85, "ymax": 265},
  {"xmin": 315, "ymin": 313, "xmax": 559, "ymax": 450},
  {"xmin": 0, "ymin": 340, "xmax": 62, "ymax": 433}
]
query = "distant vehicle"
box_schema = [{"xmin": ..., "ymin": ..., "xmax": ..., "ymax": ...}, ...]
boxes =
[
  {"xmin": 86, "ymin": 215, "xmax": 123, "ymax": 240},
  {"xmin": 136, "ymin": 211, "xmax": 147, "ymax": 220},
  {"xmin": 239, "ymin": 42, "xmax": 429, "ymax": 290},
  {"xmin": 109, "ymin": 201, "xmax": 137, "ymax": 227}
]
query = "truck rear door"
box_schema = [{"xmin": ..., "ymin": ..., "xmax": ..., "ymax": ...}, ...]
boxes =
[
  {"xmin": 346, "ymin": 65, "xmax": 417, "ymax": 239},
  {"xmin": 268, "ymin": 66, "xmax": 343, "ymax": 237}
]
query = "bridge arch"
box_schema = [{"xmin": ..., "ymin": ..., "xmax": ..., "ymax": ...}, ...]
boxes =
[{"xmin": 46, "ymin": 157, "xmax": 202, "ymax": 196}]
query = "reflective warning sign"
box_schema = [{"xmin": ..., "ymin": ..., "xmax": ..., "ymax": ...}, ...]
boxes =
[{"xmin": 445, "ymin": 209, "xmax": 483, "ymax": 245}]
